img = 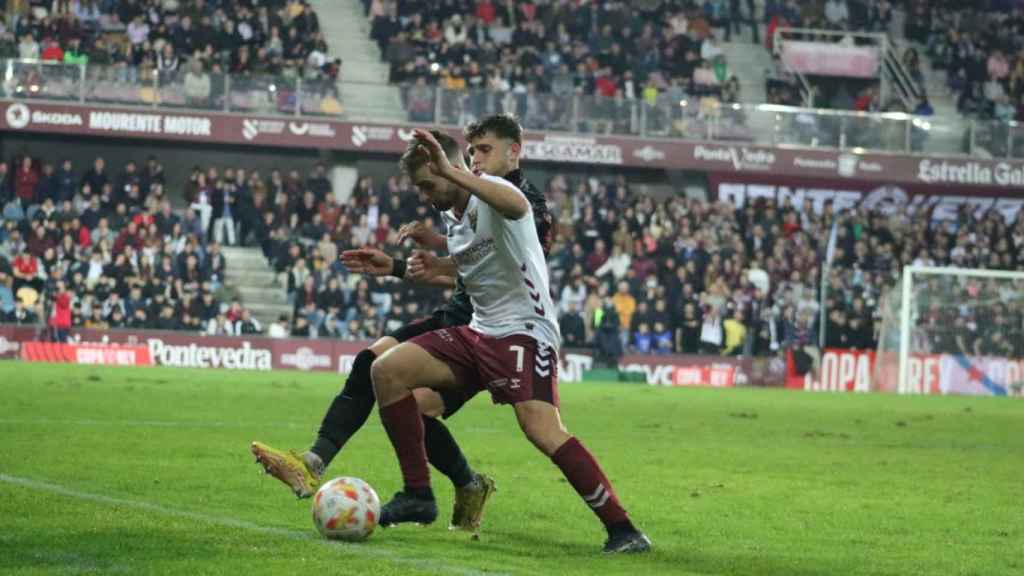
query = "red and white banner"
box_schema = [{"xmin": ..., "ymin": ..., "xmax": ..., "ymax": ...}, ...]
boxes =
[
  {"xmin": 788, "ymin": 348, "xmax": 1024, "ymax": 397},
  {"xmin": 786, "ymin": 348, "xmax": 875, "ymax": 392},
  {"xmin": 21, "ymin": 342, "xmax": 152, "ymax": 366},
  {"xmin": 780, "ymin": 41, "xmax": 881, "ymax": 78},
  {"xmin": 668, "ymin": 363, "xmax": 738, "ymax": 388},
  {"xmin": 616, "ymin": 354, "xmax": 775, "ymax": 387}
]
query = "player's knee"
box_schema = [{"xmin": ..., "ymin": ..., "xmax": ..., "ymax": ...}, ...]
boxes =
[
  {"xmin": 413, "ymin": 388, "xmax": 445, "ymax": 419},
  {"xmin": 369, "ymin": 354, "xmax": 400, "ymax": 397},
  {"xmin": 368, "ymin": 336, "xmax": 398, "ymax": 358}
]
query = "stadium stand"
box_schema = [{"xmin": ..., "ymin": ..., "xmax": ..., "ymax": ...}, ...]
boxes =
[
  {"xmin": 4, "ymin": 145, "xmax": 1020, "ymax": 356},
  {"xmin": 0, "ymin": 0, "xmax": 341, "ymax": 115},
  {"xmin": 370, "ymin": 0, "xmax": 743, "ymax": 133},
  {"xmin": 233, "ymin": 164, "xmax": 1024, "ymax": 360},
  {"xmin": 0, "ymin": 152, "xmax": 265, "ymax": 337},
  {"xmin": 915, "ymin": 0, "xmax": 1024, "ymax": 121}
]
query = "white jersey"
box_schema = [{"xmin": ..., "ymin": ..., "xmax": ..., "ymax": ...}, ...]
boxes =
[{"xmin": 441, "ymin": 173, "xmax": 560, "ymax": 350}]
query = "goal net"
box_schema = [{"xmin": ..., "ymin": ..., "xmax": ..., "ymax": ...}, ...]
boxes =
[{"xmin": 875, "ymin": 266, "xmax": 1024, "ymax": 397}]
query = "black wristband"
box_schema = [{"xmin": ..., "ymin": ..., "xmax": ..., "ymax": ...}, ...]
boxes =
[{"xmin": 392, "ymin": 258, "xmax": 407, "ymax": 279}]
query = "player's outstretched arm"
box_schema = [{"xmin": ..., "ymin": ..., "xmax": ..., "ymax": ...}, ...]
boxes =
[
  {"xmin": 340, "ymin": 247, "xmax": 456, "ymax": 287},
  {"xmin": 340, "ymin": 247, "xmax": 395, "ymax": 276},
  {"xmin": 413, "ymin": 129, "xmax": 528, "ymax": 220}
]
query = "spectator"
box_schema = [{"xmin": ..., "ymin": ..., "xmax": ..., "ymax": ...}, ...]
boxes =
[
  {"xmin": 15, "ymin": 157, "xmax": 39, "ymax": 206},
  {"xmin": 722, "ymin": 308, "xmax": 747, "ymax": 356},
  {"xmin": 699, "ymin": 306, "xmax": 724, "ymax": 354},
  {"xmin": 236, "ymin": 309, "xmax": 263, "ymax": 335},
  {"xmin": 824, "ymin": 0, "xmax": 849, "ymax": 28},
  {"xmin": 612, "ymin": 281, "xmax": 636, "ymax": 350},
  {"xmin": 18, "ymin": 33, "xmax": 40, "ymax": 60},
  {"xmin": 595, "ymin": 297, "xmax": 622, "ymax": 365},
  {"xmin": 559, "ymin": 302, "xmax": 587, "ymax": 348}
]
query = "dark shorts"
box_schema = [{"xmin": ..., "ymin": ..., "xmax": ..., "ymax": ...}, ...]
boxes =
[
  {"xmin": 409, "ymin": 325, "xmax": 559, "ymax": 407},
  {"xmin": 387, "ymin": 316, "xmax": 477, "ymax": 418}
]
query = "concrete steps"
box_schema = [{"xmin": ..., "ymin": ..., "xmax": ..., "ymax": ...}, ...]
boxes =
[
  {"xmin": 719, "ymin": 41, "xmax": 773, "ymax": 104},
  {"xmin": 221, "ymin": 246, "xmax": 291, "ymax": 328},
  {"xmin": 308, "ymin": 0, "xmax": 406, "ymax": 122}
]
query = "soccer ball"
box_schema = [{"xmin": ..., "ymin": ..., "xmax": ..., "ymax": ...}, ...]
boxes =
[{"xmin": 312, "ymin": 477, "xmax": 381, "ymax": 541}]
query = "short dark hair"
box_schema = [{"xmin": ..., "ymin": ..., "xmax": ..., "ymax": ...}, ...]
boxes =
[
  {"xmin": 399, "ymin": 130, "xmax": 461, "ymax": 175},
  {"xmin": 464, "ymin": 114, "xmax": 522, "ymax": 144}
]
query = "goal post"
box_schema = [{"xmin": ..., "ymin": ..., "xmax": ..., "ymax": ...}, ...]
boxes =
[{"xmin": 875, "ymin": 265, "xmax": 1024, "ymax": 397}]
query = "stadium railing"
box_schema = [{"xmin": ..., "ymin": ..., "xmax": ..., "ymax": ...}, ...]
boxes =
[
  {"xmin": 3, "ymin": 59, "xmax": 342, "ymax": 117},
  {"xmin": 2, "ymin": 59, "xmax": 1022, "ymax": 159}
]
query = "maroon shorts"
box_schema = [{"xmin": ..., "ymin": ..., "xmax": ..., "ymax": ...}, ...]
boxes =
[{"xmin": 409, "ymin": 325, "xmax": 559, "ymax": 407}]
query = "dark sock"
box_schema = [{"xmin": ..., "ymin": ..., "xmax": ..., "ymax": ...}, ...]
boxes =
[
  {"xmin": 310, "ymin": 349, "xmax": 377, "ymax": 467},
  {"xmin": 407, "ymin": 486, "xmax": 434, "ymax": 500},
  {"xmin": 551, "ymin": 437, "xmax": 630, "ymax": 530},
  {"xmin": 379, "ymin": 394, "xmax": 431, "ymax": 492},
  {"xmin": 423, "ymin": 416, "xmax": 475, "ymax": 488}
]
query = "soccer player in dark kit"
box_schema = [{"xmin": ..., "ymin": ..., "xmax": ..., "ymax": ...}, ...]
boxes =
[{"xmin": 251, "ymin": 115, "xmax": 553, "ymax": 535}]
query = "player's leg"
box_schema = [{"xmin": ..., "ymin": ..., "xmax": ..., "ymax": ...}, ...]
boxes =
[
  {"xmin": 514, "ymin": 400, "xmax": 651, "ymax": 553},
  {"xmin": 311, "ymin": 317, "xmax": 475, "ymax": 477},
  {"xmin": 308, "ymin": 336, "xmax": 398, "ymax": 467},
  {"xmin": 250, "ymin": 335, "xmax": 398, "ymax": 498},
  {"xmin": 416, "ymin": 387, "xmax": 497, "ymax": 533},
  {"xmin": 371, "ymin": 332, "xmax": 475, "ymax": 526},
  {"xmin": 477, "ymin": 335, "xmax": 649, "ymax": 553}
]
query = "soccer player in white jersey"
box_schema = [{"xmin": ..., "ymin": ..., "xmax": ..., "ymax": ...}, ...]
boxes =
[{"xmin": 371, "ymin": 129, "xmax": 651, "ymax": 553}]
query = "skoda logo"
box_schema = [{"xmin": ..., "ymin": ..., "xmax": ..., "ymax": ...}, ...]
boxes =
[{"xmin": 6, "ymin": 103, "xmax": 30, "ymax": 129}]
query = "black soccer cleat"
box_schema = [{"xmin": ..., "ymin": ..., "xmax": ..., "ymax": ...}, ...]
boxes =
[
  {"xmin": 602, "ymin": 528, "xmax": 652, "ymax": 554},
  {"xmin": 379, "ymin": 491, "xmax": 438, "ymax": 527}
]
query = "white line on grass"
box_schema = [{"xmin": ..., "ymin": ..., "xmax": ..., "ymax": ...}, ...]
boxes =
[
  {"xmin": 0, "ymin": 473, "xmax": 509, "ymax": 576},
  {"xmin": 0, "ymin": 417, "xmax": 504, "ymax": 434},
  {"xmin": 0, "ymin": 418, "xmax": 308, "ymax": 429}
]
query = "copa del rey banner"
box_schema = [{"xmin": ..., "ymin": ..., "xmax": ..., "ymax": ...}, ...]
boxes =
[
  {"xmin": 787, "ymin": 348, "xmax": 1024, "ymax": 397},
  {"xmin": 21, "ymin": 341, "xmax": 152, "ymax": 366}
]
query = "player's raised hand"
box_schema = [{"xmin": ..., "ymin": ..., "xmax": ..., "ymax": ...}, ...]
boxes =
[
  {"xmin": 398, "ymin": 221, "xmax": 445, "ymax": 249},
  {"xmin": 412, "ymin": 129, "xmax": 453, "ymax": 177},
  {"xmin": 340, "ymin": 247, "xmax": 394, "ymax": 276}
]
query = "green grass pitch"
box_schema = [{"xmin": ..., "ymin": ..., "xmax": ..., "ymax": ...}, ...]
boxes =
[{"xmin": 0, "ymin": 361, "xmax": 1021, "ymax": 575}]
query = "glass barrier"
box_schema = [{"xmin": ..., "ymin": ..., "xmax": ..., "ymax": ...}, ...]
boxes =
[
  {"xmin": 769, "ymin": 107, "xmax": 844, "ymax": 148},
  {"xmin": 1012, "ymin": 124, "xmax": 1024, "ymax": 159},
  {"xmin": 912, "ymin": 115, "xmax": 971, "ymax": 156},
  {"xmin": 575, "ymin": 94, "xmax": 636, "ymax": 135},
  {"xmin": 298, "ymin": 75, "xmax": 343, "ymax": 116},
  {"xmin": 227, "ymin": 73, "xmax": 297, "ymax": 115},
  {"xmin": 154, "ymin": 67, "xmax": 226, "ymax": 110},
  {"xmin": 974, "ymin": 120, "xmax": 1024, "ymax": 159},
  {"xmin": 4, "ymin": 59, "xmax": 1023, "ymax": 160},
  {"xmin": 5, "ymin": 60, "xmax": 81, "ymax": 101},
  {"xmin": 842, "ymin": 113, "xmax": 909, "ymax": 152},
  {"xmin": 401, "ymin": 81, "xmax": 437, "ymax": 123}
]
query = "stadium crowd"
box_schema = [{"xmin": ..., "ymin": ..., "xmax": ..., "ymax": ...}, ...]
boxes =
[
  {"xmin": 3, "ymin": 152, "xmax": 1023, "ymax": 357},
  {"xmin": 0, "ymin": 0, "xmax": 340, "ymax": 113},
  {"xmin": 909, "ymin": 0, "xmax": 1024, "ymax": 122},
  {"xmin": 0, "ymin": 152, "xmax": 264, "ymax": 338},
  {"xmin": 366, "ymin": 0, "xmax": 743, "ymax": 131},
  {"xmin": 254, "ymin": 163, "xmax": 1024, "ymax": 360}
]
